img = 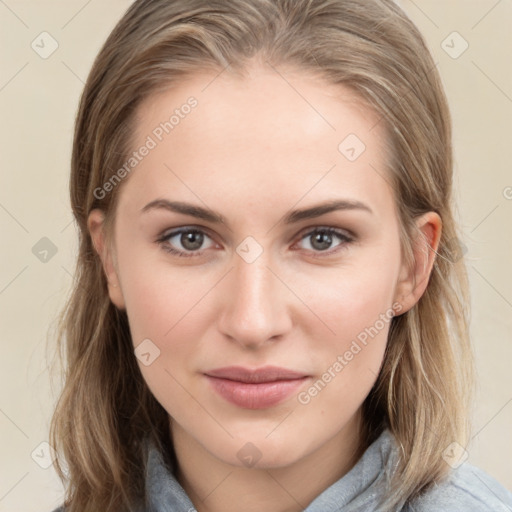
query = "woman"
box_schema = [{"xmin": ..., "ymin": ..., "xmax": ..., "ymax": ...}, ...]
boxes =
[{"xmin": 49, "ymin": 0, "xmax": 512, "ymax": 511}]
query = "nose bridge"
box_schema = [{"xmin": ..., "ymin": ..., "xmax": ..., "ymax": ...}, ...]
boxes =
[{"xmin": 217, "ymin": 249, "xmax": 290, "ymax": 347}]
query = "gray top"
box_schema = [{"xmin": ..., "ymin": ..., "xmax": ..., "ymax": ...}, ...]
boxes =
[{"xmin": 51, "ymin": 429, "xmax": 512, "ymax": 511}]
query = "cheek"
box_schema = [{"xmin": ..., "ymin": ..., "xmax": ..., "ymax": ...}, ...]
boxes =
[
  {"xmin": 116, "ymin": 247, "xmax": 216, "ymax": 398},
  {"xmin": 296, "ymin": 254, "xmax": 400, "ymax": 344},
  {"xmin": 122, "ymin": 265, "xmax": 208, "ymax": 419},
  {"xmin": 293, "ymin": 270, "xmax": 394, "ymax": 437},
  {"xmin": 301, "ymin": 278, "xmax": 392, "ymax": 401},
  {"xmin": 289, "ymin": 242, "xmax": 400, "ymax": 398},
  {"xmin": 115, "ymin": 235, "xmax": 201, "ymax": 343}
]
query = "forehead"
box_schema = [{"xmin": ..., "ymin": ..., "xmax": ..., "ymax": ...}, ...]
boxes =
[{"xmin": 118, "ymin": 63, "xmax": 395, "ymax": 223}]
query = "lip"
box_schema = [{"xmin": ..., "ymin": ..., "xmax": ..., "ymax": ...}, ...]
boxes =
[{"xmin": 204, "ymin": 366, "xmax": 309, "ymax": 409}]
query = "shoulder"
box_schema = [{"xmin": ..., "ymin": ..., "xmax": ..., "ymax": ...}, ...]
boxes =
[{"xmin": 407, "ymin": 462, "xmax": 512, "ymax": 511}]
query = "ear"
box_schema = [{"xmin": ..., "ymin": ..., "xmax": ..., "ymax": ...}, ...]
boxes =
[
  {"xmin": 394, "ymin": 211, "xmax": 442, "ymax": 315},
  {"xmin": 87, "ymin": 209, "xmax": 126, "ymax": 310}
]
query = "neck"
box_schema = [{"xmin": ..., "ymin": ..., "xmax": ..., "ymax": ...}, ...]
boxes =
[{"xmin": 170, "ymin": 412, "xmax": 366, "ymax": 512}]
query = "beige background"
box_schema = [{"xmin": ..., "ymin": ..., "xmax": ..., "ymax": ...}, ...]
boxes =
[{"xmin": 0, "ymin": 1, "xmax": 511, "ymax": 511}]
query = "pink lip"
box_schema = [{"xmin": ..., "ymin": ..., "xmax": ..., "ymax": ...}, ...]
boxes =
[{"xmin": 204, "ymin": 366, "xmax": 309, "ymax": 409}]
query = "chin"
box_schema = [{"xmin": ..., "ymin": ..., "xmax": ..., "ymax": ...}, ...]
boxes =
[{"xmin": 207, "ymin": 430, "xmax": 312, "ymax": 469}]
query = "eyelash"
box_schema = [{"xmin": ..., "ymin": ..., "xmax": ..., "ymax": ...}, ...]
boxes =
[{"xmin": 156, "ymin": 226, "xmax": 354, "ymax": 259}]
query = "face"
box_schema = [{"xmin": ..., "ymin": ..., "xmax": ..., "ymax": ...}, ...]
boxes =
[{"xmin": 89, "ymin": 63, "xmax": 438, "ymax": 469}]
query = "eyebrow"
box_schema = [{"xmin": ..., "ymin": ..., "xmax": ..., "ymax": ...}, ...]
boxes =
[{"xmin": 141, "ymin": 198, "xmax": 373, "ymax": 225}]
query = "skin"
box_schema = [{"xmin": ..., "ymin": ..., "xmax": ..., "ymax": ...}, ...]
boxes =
[{"xmin": 88, "ymin": 61, "xmax": 441, "ymax": 512}]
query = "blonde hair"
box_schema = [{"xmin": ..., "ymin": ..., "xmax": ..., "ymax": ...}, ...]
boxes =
[{"xmin": 49, "ymin": 1, "xmax": 474, "ymax": 511}]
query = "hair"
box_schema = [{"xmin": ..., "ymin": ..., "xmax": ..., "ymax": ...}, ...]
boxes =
[{"xmin": 49, "ymin": 1, "xmax": 474, "ymax": 511}]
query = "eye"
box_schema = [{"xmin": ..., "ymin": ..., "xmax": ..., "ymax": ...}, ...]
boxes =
[
  {"xmin": 295, "ymin": 227, "xmax": 353, "ymax": 256},
  {"xmin": 156, "ymin": 227, "xmax": 216, "ymax": 257},
  {"xmin": 156, "ymin": 226, "xmax": 354, "ymax": 259}
]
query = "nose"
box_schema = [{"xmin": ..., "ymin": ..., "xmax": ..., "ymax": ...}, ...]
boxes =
[{"xmin": 216, "ymin": 251, "xmax": 293, "ymax": 350}]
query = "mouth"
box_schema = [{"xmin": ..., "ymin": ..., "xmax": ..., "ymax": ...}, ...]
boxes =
[{"xmin": 204, "ymin": 366, "xmax": 310, "ymax": 409}]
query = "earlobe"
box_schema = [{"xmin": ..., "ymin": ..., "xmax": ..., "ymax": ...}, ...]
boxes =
[
  {"xmin": 87, "ymin": 209, "xmax": 126, "ymax": 310},
  {"xmin": 394, "ymin": 212, "xmax": 442, "ymax": 314}
]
